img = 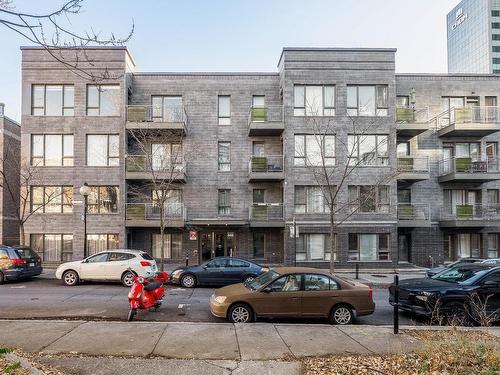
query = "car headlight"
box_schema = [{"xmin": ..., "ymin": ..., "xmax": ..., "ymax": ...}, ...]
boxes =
[
  {"xmin": 214, "ymin": 296, "xmax": 227, "ymax": 304},
  {"xmin": 172, "ymin": 270, "xmax": 183, "ymax": 278},
  {"xmin": 415, "ymin": 291, "xmax": 434, "ymax": 302}
]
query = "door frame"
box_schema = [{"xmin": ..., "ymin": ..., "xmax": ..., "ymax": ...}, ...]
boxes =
[{"xmin": 198, "ymin": 230, "xmax": 236, "ymax": 263}]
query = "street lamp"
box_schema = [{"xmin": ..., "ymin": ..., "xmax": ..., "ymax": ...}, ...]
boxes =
[{"xmin": 79, "ymin": 182, "xmax": 91, "ymax": 258}]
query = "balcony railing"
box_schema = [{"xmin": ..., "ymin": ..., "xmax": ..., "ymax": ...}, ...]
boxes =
[
  {"xmin": 397, "ymin": 156, "xmax": 429, "ymax": 173},
  {"xmin": 248, "ymin": 105, "xmax": 284, "ymax": 124},
  {"xmin": 438, "ymin": 157, "xmax": 500, "ymax": 175},
  {"xmin": 396, "ymin": 107, "xmax": 430, "ymax": 123},
  {"xmin": 439, "ymin": 204, "xmax": 500, "ymax": 220},
  {"xmin": 126, "ymin": 155, "xmax": 186, "ymax": 174},
  {"xmin": 397, "ymin": 204, "xmax": 430, "ymax": 221},
  {"xmin": 249, "ymin": 155, "xmax": 284, "ymax": 173},
  {"xmin": 126, "ymin": 203, "xmax": 185, "ymax": 221},
  {"xmin": 126, "ymin": 105, "xmax": 188, "ymax": 127},
  {"xmin": 436, "ymin": 106, "xmax": 500, "ymax": 129},
  {"xmin": 249, "ymin": 203, "xmax": 284, "ymax": 220}
]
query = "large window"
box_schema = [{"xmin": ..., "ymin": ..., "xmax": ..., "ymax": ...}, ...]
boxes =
[
  {"xmin": 295, "ymin": 186, "xmax": 335, "ymax": 213},
  {"xmin": 348, "ymin": 185, "xmax": 390, "ymax": 213},
  {"xmin": 348, "ymin": 134, "xmax": 388, "ymax": 166},
  {"xmin": 151, "ymin": 143, "xmax": 183, "ymax": 171},
  {"xmin": 293, "ymin": 85, "xmax": 335, "ymax": 116},
  {"xmin": 87, "ymin": 85, "xmax": 120, "ymax": 116},
  {"xmin": 31, "ymin": 186, "xmax": 73, "ymax": 213},
  {"xmin": 253, "ymin": 232, "xmax": 265, "ymax": 258},
  {"xmin": 152, "ymin": 233, "xmax": 182, "ymax": 259},
  {"xmin": 86, "ymin": 234, "xmax": 119, "ymax": 256},
  {"xmin": 347, "ymin": 85, "xmax": 388, "ymax": 117},
  {"xmin": 348, "ymin": 233, "xmax": 389, "ymax": 261},
  {"xmin": 296, "ymin": 233, "xmax": 335, "ymax": 262},
  {"xmin": 30, "ymin": 234, "xmax": 73, "ymax": 262},
  {"xmin": 218, "ymin": 141, "xmax": 231, "ymax": 171},
  {"xmin": 152, "ymin": 96, "xmax": 183, "ymax": 122},
  {"xmin": 218, "ymin": 95, "xmax": 231, "ymax": 125},
  {"xmin": 87, "ymin": 186, "xmax": 119, "ymax": 214},
  {"xmin": 487, "ymin": 234, "xmax": 499, "ymax": 259},
  {"xmin": 86, "ymin": 134, "xmax": 119, "ymax": 166},
  {"xmin": 218, "ymin": 189, "xmax": 231, "ymax": 215},
  {"xmin": 294, "ymin": 134, "xmax": 335, "ymax": 166},
  {"xmin": 31, "ymin": 84, "xmax": 74, "ymax": 116},
  {"xmin": 31, "ymin": 134, "xmax": 74, "ymax": 166}
]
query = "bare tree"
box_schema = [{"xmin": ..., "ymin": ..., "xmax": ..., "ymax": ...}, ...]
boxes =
[{"xmin": 0, "ymin": 0, "xmax": 133, "ymax": 81}]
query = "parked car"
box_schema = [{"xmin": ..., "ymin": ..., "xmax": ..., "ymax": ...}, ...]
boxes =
[
  {"xmin": 209, "ymin": 267, "xmax": 374, "ymax": 324},
  {"xmin": 426, "ymin": 258, "xmax": 483, "ymax": 277},
  {"xmin": 481, "ymin": 258, "xmax": 500, "ymax": 265},
  {"xmin": 389, "ymin": 264, "xmax": 499, "ymax": 324},
  {"xmin": 0, "ymin": 245, "xmax": 43, "ymax": 284},
  {"xmin": 55, "ymin": 249, "xmax": 157, "ymax": 287},
  {"xmin": 170, "ymin": 257, "xmax": 267, "ymax": 288}
]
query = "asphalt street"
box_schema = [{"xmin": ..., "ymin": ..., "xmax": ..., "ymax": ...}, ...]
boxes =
[{"xmin": 0, "ymin": 277, "xmax": 420, "ymax": 325}]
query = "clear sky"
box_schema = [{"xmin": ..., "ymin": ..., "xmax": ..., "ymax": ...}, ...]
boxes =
[{"xmin": 0, "ymin": 0, "xmax": 459, "ymax": 121}]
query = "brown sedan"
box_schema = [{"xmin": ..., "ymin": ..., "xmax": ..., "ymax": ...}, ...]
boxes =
[{"xmin": 210, "ymin": 267, "xmax": 374, "ymax": 324}]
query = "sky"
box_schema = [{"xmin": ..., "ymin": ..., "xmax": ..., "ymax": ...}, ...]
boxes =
[{"xmin": 0, "ymin": 0, "xmax": 460, "ymax": 121}]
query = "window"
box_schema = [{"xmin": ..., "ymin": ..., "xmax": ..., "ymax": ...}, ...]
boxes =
[
  {"xmin": 218, "ymin": 142, "xmax": 231, "ymax": 171},
  {"xmin": 109, "ymin": 253, "xmax": 135, "ymax": 261},
  {"xmin": 493, "ymin": 23, "xmax": 500, "ymax": 29},
  {"xmin": 229, "ymin": 259, "xmax": 250, "ymax": 267},
  {"xmin": 152, "ymin": 96, "xmax": 183, "ymax": 122},
  {"xmin": 348, "ymin": 233, "xmax": 390, "ymax": 261},
  {"xmin": 31, "ymin": 186, "xmax": 73, "ymax": 213},
  {"xmin": 152, "ymin": 233, "xmax": 182, "ymax": 259},
  {"xmin": 87, "ymin": 85, "xmax": 120, "ymax": 116},
  {"xmin": 253, "ymin": 232, "xmax": 265, "ymax": 258},
  {"xmin": 31, "ymin": 84, "xmax": 74, "ymax": 116},
  {"xmin": 86, "ymin": 234, "xmax": 119, "ymax": 256},
  {"xmin": 348, "ymin": 134, "xmax": 388, "ymax": 166},
  {"xmin": 493, "ymin": 34, "xmax": 500, "ymax": 41},
  {"xmin": 252, "ymin": 95, "xmax": 265, "ymax": 107},
  {"xmin": 294, "ymin": 134, "xmax": 335, "ymax": 166},
  {"xmin": 268, "ymin": 274, "xmax": 302, "ymax": 292},
  {"xmin": 493, "ymin": 10, "xmax": 500, "ymax": 17},
  {"xmin": 347, "ymin": 85, "xmax": 388, "ymax": 116},
  {"xmin": 456, "ymin": 233, "xmax": 481, "ymax": 259},
  {"xmin": 31, "ymin": 134, "xmax": 74, "ymax": 166},
  {"xmin": 397, "ymin": 142, "xmax": 410, "ymax": 157},
  {"xmin": 206, "ymin": 258, "xmax": 228, "ymax": 268},
  {"xmin": 86, "ymin": 134, "xmax": 119, "ymax": 166},
  {"xmin": 87, "ymin": 186, "xmax": 119, "ymax": 214},
  {"xmin": 218, "ymin": 189, "xmax": 231, "ymax": 215},
  {"xmin": 296, "ymin": 233, "xmax": 336, "ymax": 262},
  {"xmin": 294, "ymin": 186, "xmax": 335, "ymax": 213},
  {"xmin": 304, "ymin": 274, "xmax": 338, "ymax": 291},
  {"xmin": 293, "ymin": 85, "xmax": 335, "ymax": 116},
  {"xmin": 487, "ymin": 234, "xmax": 499, "ymax": 259},
  {"xmin": 348, "ymin": 185, "xmax": 390, "ymax": 213},
  {"xmin": 86, "ymin": 253, "xmax": 109, "ymax": 263},
  {"xmin": 151, "ymin": 143, "xmax": 183, "ymax": 171},
  {"xmin": 30, "ymin": 234, "xmax": 73, "ymax": 262},
  {"xmin": 253, "ymin": 189, "xmax": 265, "ymax": 204},
  {"xmin": 493, "ymin": 46, "xmax": 500, "ymax": 53},
  {"xmin": 218, "ymin": 95, "xmax": 231, "ymax": 125},
  {"xmin": 494, "ymin": 58, "xmax": 500, "ymax": 65},
  {"xmin": 396, "ymin": 95, "xmax": 409, "ymax": 108}
]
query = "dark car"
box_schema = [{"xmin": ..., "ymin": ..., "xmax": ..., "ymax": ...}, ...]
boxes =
[
  {"xmin": 389, "ymin": 264, "xmax": 500, "ymax": 324},
  {"xmin": 0, "ymin": 245, "xmax": 43, "ymax": 284},
  {"xmin": 426, "ymin": 258, "xmax": 483, "ymax": 277},
  {"xmin": 170, "ymin": 257, "xmax": 267, "ymax": 288}
]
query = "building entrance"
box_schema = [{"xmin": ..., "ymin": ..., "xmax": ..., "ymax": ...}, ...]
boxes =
[{"xmin": 199, "ymin": 231, "xmax": 235, "ymax": 262}]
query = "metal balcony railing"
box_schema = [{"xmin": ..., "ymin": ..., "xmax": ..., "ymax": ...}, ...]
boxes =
[
  {"xmin": 396, "ymin": 107, "xmax": 430, "ymax": 123},
  {"xmin": 439, "ymin": 204, "xmax": 500, "ymax": 220},
  {"xmin": 249, "ymin": 155, "xmax": 284, "ymax": 173},
  {"xmin": 397, "ymin": 204, "xmax": 430, "ymax": 221},
  {"xmin": 249, "ymin": 203, "xmax": 284, "ymax": 220},
  {"xmin": 126, "ymin": 203, "xmax": 185, "ymax": 221},
  {"xmin": 438, "ymin": 157, "xmax": 500, "ymax": 175},
  {"xmin": 126, "ymin": 104, "xmax": 188, "ymax": 125},
  {"xmin": 435, "ymin": 106, "xmax": 500, "ymax": 129},
  {"xmin": 126, "ymin": 155, "xmax": 186, "ymax": 174},
  {"xmin": 248, "ymin": 105, "xmax": 284, "ymax": 125},
  {"xmin": 397, "ymin": 156, "xmax": 429, "ymax": 173}
]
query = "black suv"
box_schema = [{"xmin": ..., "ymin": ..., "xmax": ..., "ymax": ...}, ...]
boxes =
[{"xmin": 0, "ymin": 246, "xmax": 43, "ymax": 284}]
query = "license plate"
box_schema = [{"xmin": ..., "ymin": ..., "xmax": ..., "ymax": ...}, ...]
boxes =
[{"xmin": 28, "ymin": 263, "xmax": 34, "ymax": 267}]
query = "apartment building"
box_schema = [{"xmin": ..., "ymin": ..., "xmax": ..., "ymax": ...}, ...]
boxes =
[{"xmin": 20, "ymin": 46, "xmax": 500, "ymax": 268}]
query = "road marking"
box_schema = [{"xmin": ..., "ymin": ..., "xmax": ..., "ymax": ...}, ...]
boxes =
[{"xmin": 10, "ymin": 285, "xmax": 26, "ymax": 289}]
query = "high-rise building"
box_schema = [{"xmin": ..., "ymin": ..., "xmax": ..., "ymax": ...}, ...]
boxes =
[{"xmin": 447, "ymin": 0, "xmax": 500, "ymax": 73}]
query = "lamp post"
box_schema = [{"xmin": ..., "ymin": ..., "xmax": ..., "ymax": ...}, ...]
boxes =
[{"xmin": 79, "ymin": 182, "xmax": 91, "ymax": 258}]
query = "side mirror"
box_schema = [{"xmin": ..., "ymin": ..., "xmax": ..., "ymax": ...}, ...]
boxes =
[
  {"xmin": 482, "ymin": 280, "xmax": 498, "ymax": 287},
  {"xmin": 202, "ymin": 265, "xmax": 208, "ymax": 270}
]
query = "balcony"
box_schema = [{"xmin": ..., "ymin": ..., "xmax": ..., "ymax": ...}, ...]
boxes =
[
  {"xmin": 249, "ymin": 203, "xmax": 284, "ymax": 227},
  {"xmin": 397, "ymin": 156, "xmax": 430, "ymax": 181},
  {"xmin": 126, "ymin": 105, "xmax": 187, "ymax": 135},
  {"xmin": 248, "ymin": 105, "xmax": 284, "ymax": 136},
  {"xmin": 248, "ymin": 155, "xmax": 285, "ymax": 181},
  {"xmin": 436, "ymin": 107, "xmax": 500, "ymax": 137},
  {"xmin": 397, "ymin": 204, "xmax": 430, "ymax": 227},
  {"xmin": 126, "ymin": 155, "xmax": 186, "ymax": 182},
  {"xmin": 125, "ymin": 203, "xmax": 185, "ymax": 227},
  {"xmin": 439, "ymin": 204, "xmax": 500, "ymax": 227},
  {"xmin": 438, "ymin": 157, "xmax": 500, "ymax": 182},
  {"xmin": 395, "ymin": 107, "xmax": 430, "ymax": 138}
]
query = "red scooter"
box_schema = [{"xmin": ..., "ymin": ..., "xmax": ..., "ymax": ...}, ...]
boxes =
[{"xmin": 127, "ymin": 273, "xmax": 167, "ymax": 321}]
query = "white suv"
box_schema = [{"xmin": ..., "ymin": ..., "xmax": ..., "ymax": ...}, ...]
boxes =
[{"xmin": 55, "ymin": 249, "xmax": 157, "ymax": 287}]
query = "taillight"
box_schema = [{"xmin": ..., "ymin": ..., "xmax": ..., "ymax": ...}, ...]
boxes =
[
  {"xmin": 368, "ymin": 288, "xmax": 373, "ymax": 300},
  {"xmin": 12, "ymin": 258, "xmax": 27, "ymax": 266},
  {"xmin": 140, "ymin": 261, "xmax": 151, "ymax": 267}
]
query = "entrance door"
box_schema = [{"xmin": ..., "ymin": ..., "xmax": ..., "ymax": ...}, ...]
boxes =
[
  {"xmin": 398, "ymin": 234, "xmax": 410, "ymax": 263},
  {"xmin": 199, "ymin": 231, "xmax": 236, "ymax": 262},
  {"xmin": 442, "ymin": 146, "xmax": 453, "ymax": 174}
]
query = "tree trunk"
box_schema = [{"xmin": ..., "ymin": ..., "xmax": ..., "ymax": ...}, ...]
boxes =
[
  {"xmin": 329, "ymin": 212, "xmax": 335, "ymax": 274},
  {"xmin": 159, "ymin": 206, "xmax": 165, "ymax": 272},
  {"xmin": 19, "ymin": 223, "xmax": 25, "ymax": 246}
]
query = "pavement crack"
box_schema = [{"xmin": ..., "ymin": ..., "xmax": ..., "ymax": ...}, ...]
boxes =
[
  {"xmin": 273, "ymin": 324, "xmax": 295, "ymax": 358},
  {"xmin": 232, "ymin": 324, "xmax": 242, "ymax": 362},
  {"xmin": 202, "ymin": 359, "xmax": 237, "ymax": 373},
  {"xmin": 337, "ymin": 326, "xmax": 374, "ymax": 354},
  {"xmin": 38, "ymin": 321, "xmax": 88, "ymax": 352},
  {"xmin": 150, "ymin": 324, "xmax": 168, "ymax": 355}
]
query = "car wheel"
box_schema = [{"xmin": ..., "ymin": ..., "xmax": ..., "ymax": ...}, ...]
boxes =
[
  {"xmin": 127, "ymin": 309, "xmax": 137, "ymax": 322},
  {"xmin": 0, "ymin": 271, "xmax": 4, "ymax": 285},
  {"xmin": 243, "ymin": 275, "xmax": 255, "ymax": 284},
  {"xmin": 121, "ymin": 271, "xmax": 135, "ymax": 287},
  {"xmin": 439, "ymin": 302, "xmax": 471, "ymax": 326},
  {"xmin": 228, "ymin": 303, "xmax": 253, "ymax": 323},
  {"xmin": 330, "ymin": 305, "xmax": 353, "ymax": 325},
  {"xmin": 63, "ymin": 270, "xmax": 79, "ymax": 286},
  {"xmin": 181, "ymin": 274, "xmax": 196, "ymax": 288}
]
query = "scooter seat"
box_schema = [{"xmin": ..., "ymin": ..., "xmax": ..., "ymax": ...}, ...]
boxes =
[{"xmin": 144, "ymin": 281, "xmax": 162, "ymax": 292}]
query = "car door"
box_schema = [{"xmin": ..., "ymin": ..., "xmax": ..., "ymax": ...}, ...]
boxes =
[
  {"xmin": 252, "ymin": 274, "xmax": 302, "ymax": 317},
  {"xmin": 79, "ymin": 253, "xmax": 110, "ymax": 280},
  {"xmin": 225, "ymin": 259, "xmax": 250, "ymax": 284},
  {"xmin": 200, "ymin": 258, "xmax": 228, "ymax": 284},
  {"xmin": 107, "ymin": 253, "xmax": 134, "ymax": 280},
  {"xmin": 476, "ymin": 270, "xmax": 500, "ymax": 319},
  {"xmin": 301, "ymin": 273, "xmax": 340, "ymax": 317}
]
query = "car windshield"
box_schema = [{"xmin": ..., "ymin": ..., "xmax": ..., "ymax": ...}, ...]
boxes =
[
  {"xmin": 246, "ymin": 270, "xmax": 279, "ymax": 290},
  {"xmin": 15, "ymin": 248, "xmax": 36, "ymax": 259},
  {"xmin": 432, "ymin": 267, "xmax": 483, "ymax": 282},
  {"xmin": 459, "ymin": 269, "xmax": 492, "ymax": 286}
]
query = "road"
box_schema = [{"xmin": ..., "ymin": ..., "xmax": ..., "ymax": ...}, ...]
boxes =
[{"xmin": 0, "ymin": 277, "xmax": 420, "ymax": 325}]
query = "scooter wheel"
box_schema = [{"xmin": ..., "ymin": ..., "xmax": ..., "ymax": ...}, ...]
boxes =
[{"xmin": 127, "ymin": 309, "xmax": 137, "ymax": 322}]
